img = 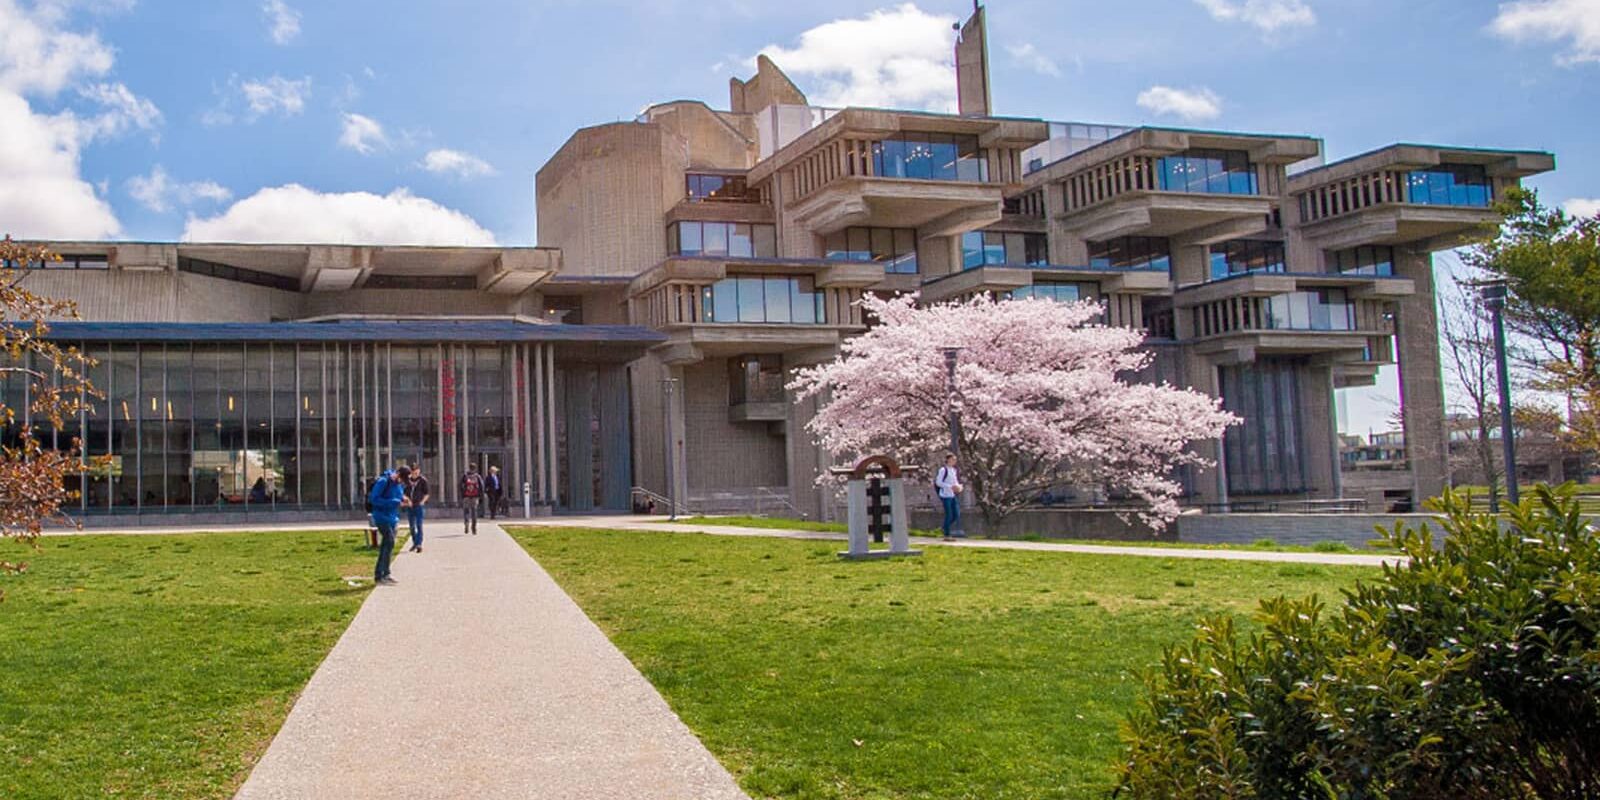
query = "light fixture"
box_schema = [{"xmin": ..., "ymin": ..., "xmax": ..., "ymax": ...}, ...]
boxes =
[{"xmin": 227, "ymin": 396, "xmax": 235, "ymax": 412}]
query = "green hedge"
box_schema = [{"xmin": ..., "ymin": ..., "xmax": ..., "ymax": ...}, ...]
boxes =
[{"xmin": 1116, "ymin": 485, "xmax": 1600, "ymax": 799}]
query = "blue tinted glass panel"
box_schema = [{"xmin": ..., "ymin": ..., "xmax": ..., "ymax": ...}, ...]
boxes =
[
  {"xmin": 712, "ymin": 280, "xmax": 737, "ymax": 321},
  {"xmin": 931, "ymin": 136, "xmax": 958, "ymax": 181},
  {"xmin": 728, "ymin": 224, "xmax": 753, "ymax": 258},
  {"xmin": 737, "ymin": 277, "xmax": 764, "ymax": 321},
  {"xmin": 679, "ymin": 222, "xmax": 702, "ymax": 255},
  {"xmin": 764, "ymin": 277, "xmax": 791, "ymax": 323}
]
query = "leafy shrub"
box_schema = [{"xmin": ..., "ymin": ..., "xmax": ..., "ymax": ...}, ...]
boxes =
[
  {"xmin": 1116, "ymin": 485, "xmax": 1600, "ymax": 799},
  {"xmin": 1311, "ymin": 540, "xmax": 1353, "ymax": 553}
]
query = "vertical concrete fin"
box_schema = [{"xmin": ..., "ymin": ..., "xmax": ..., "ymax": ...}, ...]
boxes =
[{"xmin": 956, "ymin": 3, "xmax": 992, "ymax": 117}]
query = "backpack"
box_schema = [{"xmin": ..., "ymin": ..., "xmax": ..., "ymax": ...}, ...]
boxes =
[
  {"xmin": 463, "ymin": 473, "xmax": 483, "ymax": 498},
  {"xmin": 365, "ymin": 475, "xmax": 387, "ymax": 513}
]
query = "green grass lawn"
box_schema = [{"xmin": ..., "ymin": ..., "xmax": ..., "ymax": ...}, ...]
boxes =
[
  {"xmin": 0, "ymin": 530, "xmax": 372, "ymax": 799},
  {"xmin": 671, "ymin": 515, "xmax": 1389, "ymax": 553},
  {"xmin": 511, "ymin": 526, "xmax": 1374, "ymax": 800}
]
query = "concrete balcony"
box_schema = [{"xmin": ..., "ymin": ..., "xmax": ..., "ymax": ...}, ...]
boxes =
[
  {"xmin": 1028, "ymin": 127, "xmax": 1319, "ymax": 243},
  {"xmin": 1182, "ymin": 284, "xmax": 1398, "ymax": 364},
  {"xmin": 1288, "ymin": 144, "xmax": 1555, "ymax": 252},
  {"xmin": 788, "ymin": 176, "xmax": 1006, "ymax": 237}
]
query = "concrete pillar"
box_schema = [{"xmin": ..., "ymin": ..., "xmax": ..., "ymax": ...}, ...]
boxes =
[
  {"xmin": 1183, "ymin": 350, "xmax": 1227, "ymax": 507},
  {"xmin": 1299, "ymin": 362, "xmax": 1338, "ymax": 499},
  {"xmin": 1170, "ymin": 242, "xmax": 1208, "ymax": 286},
  {"xmin": 1394, "ymin": 249, "xmax": 1449, "ymax": 502},
  {"xmin": 784, "ymin": 348, "xmax": 837, "ymax": 522}
]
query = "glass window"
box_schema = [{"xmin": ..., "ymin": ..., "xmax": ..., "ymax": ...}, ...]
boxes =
[
  {"xmin": 828, "ymin": 227, "xmax": 918, "ymax": 273},
  {"xmin": 1089, "ymin": 236, "xmax": 1171, "ymax": 270},
  {"xmin": 1156, "ymin": 149, "xmax": 1257, "ymax": 195},
  {"xmin": 790, "ymin": 277, "xmax": 819, "ymax": 324},
  {"xmin": 1264, "ymin": 290, "xmax": 1354, "ymax": 331},
  {"xmin": 736, "ymin": 276, "xmax": 764, "ymax": 320},
  {"xmin": 678, "ymin": 222, "xmax": 702, "ymax": 255},
  {"xmin": 1406, "ymin": 164, "xmax": 1491, "ymax": 207},
  {"xmin": 1209, "ymin": 239, "xmax": 1288, "ymax": 281},
  {"xmin": 763, "ymin": 277, "xmax": 791, "ymax": 323},
  {"xmin": 1331, "ymin": 245, "xmax": 1395, "ymax": 276},
  {"xmin": 729, "ymin": 224, "xmax": 753, "ymax": 258},
  {"xmin": 873, "ymin": 133, "xmax": 986, "ymax": 182},
  {"xmin": 702, "ymin": 222, "xmax": 729, "ymax": 256},
  {"xmin": 753, "ymin": 225, "xmax": 776, "ymax": 258},
  {"xmin": 1012, "ymin": 281, "xmax": 1096, "ymax": 303},
  {"xmin": 704, "ymin": 274, "xmax": 826, "ymax": 323}
]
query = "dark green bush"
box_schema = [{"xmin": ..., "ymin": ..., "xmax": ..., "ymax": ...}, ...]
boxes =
[{"xmin": 1115, "ymin": 485, "xmax": 1600, "ymax": 799}]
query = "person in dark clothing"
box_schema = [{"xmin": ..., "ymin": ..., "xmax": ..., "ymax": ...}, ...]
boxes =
[
  {"xmin": 369, "ymin": 467, "xmax": 410, "ymax": 585},
  {"xmin": 485, "ymin": 465, "xmax": 504, "ymax": 519},
  {"xmin": 405, "ymin": 466, "xmax": 430, "ymax": 553},
  {"xmin": 460, "ymin": 463, "xmax": 484, "ymax": 535},
  {"xmin": 249, "ymin": 477, "xmax": 269, "ymax": 504}
]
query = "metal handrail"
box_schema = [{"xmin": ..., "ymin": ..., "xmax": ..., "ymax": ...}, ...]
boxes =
[
  {"xmin": 630, "ymin": 486, "xmax": 691, "ymax": 516},
  {"xmin": 752, "ymin": 486, "xmax": 805, "ymax": 518}
]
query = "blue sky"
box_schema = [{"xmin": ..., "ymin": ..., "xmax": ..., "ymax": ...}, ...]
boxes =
[{"xmin": 2, "ymin": 0, "xmax": 1598, "ymax": 432}]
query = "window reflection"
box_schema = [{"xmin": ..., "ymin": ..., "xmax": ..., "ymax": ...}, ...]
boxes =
[
  {"xmin": 1089, "ymin": 236, "xmax": 1171, "ymax": 271},
  {"xmin": 1155, "ymin": 149, "xmax": 1257, "ymax": 195},
  {"xmin": 961, "ymin": 231, "xmax": 1049, "ymax": 269},
  {"xmin": 1331, "ymin": 245, "xmax": 1394, "ymax": 276},
  {"xmin": 1407, "ymin": 164, "xmax": 1491, "ymax": 207},
  {"xmin": 1264, "ymin": 289, "xmax": 1355, "ymax": 331},
  {"xmin": 668, "ymin": 222, "xmax": 778, "ymax": 258},
  {"xmin": 686, "ymin": 173, "xmax": 755, "ymax": 203},
  {"xmin": 1209, "ymin": 239, "xmax": 1287, "ymax": 280},
  {"xmin": 872, "ymin": 133, "xmax": 988, "ymax": 182},
  {"xmin": 823, "ymin": 226, "xmax": 919, "ymax": 274},
  {"xmin": 700, "ymin": 275, "xmax": 824, "ymax": 323},
  {"xmin": 1010, "ymin": 281, "xmax": 1098, "ymax": 303}
]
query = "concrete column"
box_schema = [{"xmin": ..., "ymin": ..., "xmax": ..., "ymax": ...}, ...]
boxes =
[
  {"xmin": 1170, "ymin": 242, "xmax": 1208, "ymax": 286},
  {"xmin": 1394, "ymin": 249, "xmax": 1449, "ymax": 502},
  {"xmin": 1299, "ymin": 362, "xmax": 1338, "ymax": 499},
  {"xmin": 1184, "ymin": 352, "xmax": 1227, "ymax": 507},
  {"xmin": 784, "ymin": 349, "xmax": 837, "ymax": 522}
]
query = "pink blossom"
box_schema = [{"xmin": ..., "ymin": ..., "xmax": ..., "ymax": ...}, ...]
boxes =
[{"xmin": 789, "ymin": 293, "xmax": 1238, "ymax": 529}]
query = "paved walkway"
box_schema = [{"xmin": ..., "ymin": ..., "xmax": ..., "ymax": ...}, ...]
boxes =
[
  {"xmin": 233, "ymin": 520, "xmax": 748, "ymax": 800},
  {"xmin": 523, "ymin": 515, "xmax": 1405, "ymax": 568}
]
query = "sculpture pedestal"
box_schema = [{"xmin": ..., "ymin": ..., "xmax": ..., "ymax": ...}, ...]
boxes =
[{"xmin": 839, "ymin": 476, "xmax": 922, "ymax": 560}]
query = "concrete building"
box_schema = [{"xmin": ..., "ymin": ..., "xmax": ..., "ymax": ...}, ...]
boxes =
[{"xmin": 21, "ymin": 9, "xmax": 1555, "ymax": 522}]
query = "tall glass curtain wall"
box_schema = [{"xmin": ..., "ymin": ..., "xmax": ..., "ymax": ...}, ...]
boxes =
[
  {"xmin": 20, "ymin": 341, "xmax": 628, "ymax": 514},
  {"xmin": 1219, "ymin": 358, "xmax": 1307, "ymax": 495}
]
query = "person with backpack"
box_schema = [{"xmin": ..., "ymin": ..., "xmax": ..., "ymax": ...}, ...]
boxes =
[
  {"xmin": 460, "ymin": 463, "xmax": 484, "ymax": 535},
  {"xmin": 405, "ymin": 464, "xmax": 431, "ymax": 553},
  {"xmin": 935, "ymin": 453, "xmax": 965, "ymax": 540},
  {"xmin": 484, "ymin": 465, "xmax": 504, "ymax": 519},
  {"xmin": 369, "ymin": 466, "xmax": 411, "ymax": 585}
]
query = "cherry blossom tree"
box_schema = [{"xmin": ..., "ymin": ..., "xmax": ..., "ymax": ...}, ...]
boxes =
[{"xmin": 789, "ymin": 293, "xmax": 1237, "ymax": 529}]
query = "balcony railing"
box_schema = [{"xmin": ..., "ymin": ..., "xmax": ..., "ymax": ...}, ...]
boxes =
[
  {"xmin": 1296, "ymin": 165, "xmax": 1494, "ymax": 224},
  {"xmin": 1192, "ymin": 290, "xmax": 1393, "ymax": 340},
  {"xmin": 1062, "ymin": 153, "xmax": 1260, "ymax": 213},
  {"xmin": 631, "ymin": 272, "xmax": 867, "ymax": 329}
]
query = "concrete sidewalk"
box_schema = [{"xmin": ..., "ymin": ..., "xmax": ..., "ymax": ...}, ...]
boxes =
[
  {"xmin": 234, "ymin": 521, "xmax": 747, "ymax": 800},
  {"xmin": 520, "ymin": 515, "xmax": 1405, "ymax": 568}
]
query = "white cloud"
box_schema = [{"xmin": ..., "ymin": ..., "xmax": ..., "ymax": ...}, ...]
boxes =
[
  {"xmin": 126, "ymin": 165, "xmax": 232, "ymax": 213},
  {"xmin": 1006, "ymin": 43, "xmax": 1061, "ymax": 77},
  {"xmin": 339, "ymin": 112, "xmax": 388, "ymax": 155},
  {"xmin": 1136, "ymin": 85, "xmax": 1223, "ymax": 121},
  {"xmin": 757, "ymin": 3, "xmax": 959, "ymax": 111},
  {"xmin": 420, "ymin": 148, "xmax": 495, "ymax": 179},
  {"xmin": 1490, "ymin": 0, "xmax": 1600, "ymax": 65},
  {"xmin": 240, "ymin": 74, "xmax": 310, "ymax": 117},
  {"xmin": 0, "ymin": 90, "xmax": 120, "ymax": 238},
  {"xmin": 262, "ymin": 0, "xmax": 301, "ymax": 45},
  {"xmin": 0, "ymin": 0, "xmax": 139, "ymax": 239},
  {"xmin": 182, "ymin": 185, "xmax": 496, "ymax": 246},
  {"xmin": 0, "ymin": 0, "xmax": 116, "ymax": 95},
  {"xmin": 76, "ymin": 81, "xmax": 162, "ymax": 140},
  {"xmin": 1564, "ymin": 197, "xmax": 1600, "ymax": 218},
  {"xmin": 1193, "ymin": 0, "xmax": 1316, "ymax": 33}
]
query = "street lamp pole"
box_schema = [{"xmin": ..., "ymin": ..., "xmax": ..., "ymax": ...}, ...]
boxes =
[
  {"xmin": 941, "ymin": 346, "xmax": 965, "ymax": 537},
  {"xmin": 1480, "ymin": 280, "xmax": 1519, "ymax": 507},
  {"xmin": 661, "ymin": 377, "xmax": 680, "ymax": 520}
]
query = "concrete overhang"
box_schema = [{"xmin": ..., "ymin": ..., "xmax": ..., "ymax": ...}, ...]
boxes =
[
  {"xmin": 789, "ymin": 176, "xmax": 1003, "ymax": 236},
  {"xmin": 1193, "ymin": 330, "xmax": 1379, "ymax": 359},
  {"xmin": 918, "ymin": 266, "xmax": 1032, "ymax": 304},
  {"xmin": 665, "ymin": 199, "xmax": 774, "ymax": 226},
  {"xmin": 1057, "ymin": 191, "xmax": 1274, "ymax": 241},
  {"xmin": 651, "ymin": 325, "xmax": 847, "ymax": 365},
  {"xmin": 1335, "ymin": 362, "xmax": 1384, "ymax": 389},
  {"xmin": 1289, "ymin": 273, "xmax": 1416, "ymax": 300},
  {"xmin": 1294, "ymin": 204, "xmax": 1501, "ymax": 252},
  {"xmin": 1288, "ymin": 144, "xmax": 1556, "ymax": 192},
  {"xmin": 477, "ymin": 250, "xmax": 560, "ymax": 294}
]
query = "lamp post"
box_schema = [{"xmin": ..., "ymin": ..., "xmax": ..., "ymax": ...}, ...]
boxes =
[
  {"xmin": 661, "ymin": 377, "xmax": 680, "ymax": 520},
  {"xmin": 1479, "ymin": 280, "xmax": 1519, "ymax": 507},
  {"xmin": 940, "ymin": 346, "xmax": 965, "ymax": 537}
]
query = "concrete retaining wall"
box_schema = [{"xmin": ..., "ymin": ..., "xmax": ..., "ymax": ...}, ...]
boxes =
[{"xmin": 911, "ymin": 506, "xmax": 1442, "ymax": 548}]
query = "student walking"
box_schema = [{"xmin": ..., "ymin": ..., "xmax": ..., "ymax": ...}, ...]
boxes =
[
  {"xmin": 485, "ymin": 465, "xmax": 504, "ymax": 519},
  {"xmin": 369, "ymin": 466, "xmax": 410, "ymax": 585},
  {"xmin": 405, "ymin": 465, "xmax": 431, "ymax": 553},
  {"xmin": 935, "ymin": 453, "xmax": 964, "ymax": 540},
  {"xmin": 460, "ymin": 463, "xmax": 485, "ymax": 535}
]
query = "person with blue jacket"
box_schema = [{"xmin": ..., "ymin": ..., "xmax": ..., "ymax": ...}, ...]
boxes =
[{"xmin": 369, "ymin": 466, "xmax": 410, "ymax": 585}]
